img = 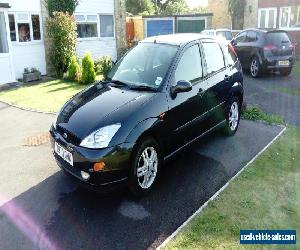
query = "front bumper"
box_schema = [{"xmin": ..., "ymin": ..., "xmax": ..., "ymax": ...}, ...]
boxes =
[{"xmin": 50, "ymin": 126, "xmax": 134, "ymax": 191}]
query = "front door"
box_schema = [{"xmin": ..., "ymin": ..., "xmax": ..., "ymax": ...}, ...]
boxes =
[
  {"xmin": 165, "ymin": 43, "xmax": 208, "ymax": 155},
  {"xmin": 0, "ymin": 11, "xmax": 14, "ymax": 84}
]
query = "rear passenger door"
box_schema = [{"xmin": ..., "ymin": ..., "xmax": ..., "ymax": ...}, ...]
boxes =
[
  {"xmin": 201, "ymin": 41, "xmax": 229, "ymax": 126},
  {"xmin": 244, "ymin": 31, "xmax": 258, "ymax": 68},
  {"xmin": 233, "ymin": 31, "xmax": 247, "ymax": 65}
]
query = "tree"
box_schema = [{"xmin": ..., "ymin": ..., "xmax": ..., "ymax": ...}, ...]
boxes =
[
  {"xmin": 126, "ymin": 0, "xmax": 154, "ymax": 15},
  {"xmin": 46, "ymin": 12, "xmax": 77, "ymax": 77},
  {"xmin": 228, "ymin": 0, "xmax": 245, "ymax": 29},
  {"xmin": 159, "ymin": 0, "xmax": 189, "ymax": 15},
  {"xmin": 47, "ymin": 0, "xmax": 79, "ymax": 16}
]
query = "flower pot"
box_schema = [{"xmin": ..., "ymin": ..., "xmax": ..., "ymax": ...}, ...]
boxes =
[{"xmin": 23, "ymin": 72, "xmax": 42, "ymax": 83}]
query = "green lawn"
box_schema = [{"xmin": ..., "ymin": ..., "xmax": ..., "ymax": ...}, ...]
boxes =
[
  {"xmin": 292, "ymin": 57, "xmax": 300, "ymax": 76},
  {"xmin": 0, "ymin": 77, "xmax": 102, "ymax": 113},
  {"xmin": 165, "ymin": 126, "xmax": 300, "ymax": 249}
]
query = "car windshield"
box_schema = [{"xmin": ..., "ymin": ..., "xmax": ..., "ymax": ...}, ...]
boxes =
[
  {"xmin": 216, "ymin": 31, "xmax": 233, "ymax": 41},
  {"xmin": 266, "ymin": 32, "xmax": 291, "ymax": 46},
  {"xmin": 107, "ymin": 43, "xmax": 178, "ymax": 89}
]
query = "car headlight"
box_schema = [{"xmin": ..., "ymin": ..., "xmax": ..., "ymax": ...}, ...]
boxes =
[{"xmin": 80, "ymin": 123, "xmax": 121, "ymax": 149}]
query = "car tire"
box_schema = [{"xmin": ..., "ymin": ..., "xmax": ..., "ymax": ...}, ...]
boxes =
[
  {"xmin": 128, "ymin": 137, "xmax": 161, "ymax": 197},
  {"xmin": 279, "ymin": 68, "xmax": 292, "ymax": 76},
  {"xmin": 224, "ymin": 97, "xmax": 241, "ymax": 136},
  {"xmin": 250, "ymin": 56, "xmax": 262, "ymax": 78}
]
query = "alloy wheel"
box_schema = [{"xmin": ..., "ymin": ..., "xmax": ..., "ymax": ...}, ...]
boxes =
[
  {"xmin": 229, "ymin": 102, "xmax": 239, "ymax": 131},
  {"xmin": 137, "ymin": 147, "xmax": 158, "ymax": 189},
  {"xmin": 250, "ymin": 59, "xmax": 259, "ymax": 77}
]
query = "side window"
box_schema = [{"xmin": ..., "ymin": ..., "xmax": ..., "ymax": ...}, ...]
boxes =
[
  {"xmin": 235, "ymin": 32, "xmax": 246, "ymax": 43},
  {"xmin": 246, "ymin": 31, "xmax": 257, "ymax": 42},
  {"xmin": 202, "ymin": 42, "xmax": 225, "ymax": 75},
  {"xmin": 222, "ymin": 44, "xmax": 237, "ymax": 66},
  {"xmin": 175, "ymin": 44, "xmax": 202, "ymax": 84}
]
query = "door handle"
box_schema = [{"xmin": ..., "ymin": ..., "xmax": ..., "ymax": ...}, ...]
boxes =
[
  {"xmin": 224, "ymin": 75, "xmax": 230, "ymax": 81},
  {"xmin": 198, "ymin": 88, "xmax": 204, "ymax": 97}
]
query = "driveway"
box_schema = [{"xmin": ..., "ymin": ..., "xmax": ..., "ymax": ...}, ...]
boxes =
[
  {"xmin": 0, "ymin": 103, "xmax": 284, "ymax": 249},
  {"xmin": 244, "ymin": 73, "xmax": 300, "ymax": 126}
]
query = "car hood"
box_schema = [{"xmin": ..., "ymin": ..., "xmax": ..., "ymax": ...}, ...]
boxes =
[{"xmin": 57, "ymin": 83, "xmax": 156, "ymax": 139}]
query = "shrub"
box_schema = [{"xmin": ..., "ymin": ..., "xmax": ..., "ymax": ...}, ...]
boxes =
[
  {"xmin": 95, "ymin": 56, "xmax": 113, "ymax": 78},
  {"xmin": 47, "ymin": 0, "xmax": 79, "ymax": 16},
  {"xmin": 67, "ymin": 55, "xmax": 81, "ymax": 82},
  {"xmin": 81, "ymin": 52, "xmax": 96, "ymax": 84},
  {"xmin": 46, "ymin": 12, "xmax": 77, "ymax": 78}
]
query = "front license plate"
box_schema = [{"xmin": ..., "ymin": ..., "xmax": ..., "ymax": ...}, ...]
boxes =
[
  {"xmin": 55, "ymin": 142, "xmax": 73, "ymax": 166},
  {"xmin": 278, "ymin": 60, "xmax": 289, "ymax": 66}
]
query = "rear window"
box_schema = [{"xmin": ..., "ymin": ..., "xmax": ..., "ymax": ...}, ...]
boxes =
[
  {"xmin": 216, "ymin": 31, "xmax": 233, "ymax": 41},
  {"xmin": 266, "ymin": 32, "xmax": 291, "ymax": 46}
]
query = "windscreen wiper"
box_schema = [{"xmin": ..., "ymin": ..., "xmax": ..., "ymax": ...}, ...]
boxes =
[
  {"xmin": 130, "ymin": 85, "xmax": 157, "ymax": 91},
  {"xmin": 108, "ymin": 79, "xmax": 129, "ymax": 87}
]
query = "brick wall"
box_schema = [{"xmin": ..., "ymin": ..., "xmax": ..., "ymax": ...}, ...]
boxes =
[
  {"xmin": 244, "ymin": 0, "xmax": 258, "ymax": 29},
  {"xmin": 259, "ymin": 0, "xmax": 300, "ymax": 8},
  {"xmin": 207, "ymin": 0, "xmax": 232, "ymax": 29}
]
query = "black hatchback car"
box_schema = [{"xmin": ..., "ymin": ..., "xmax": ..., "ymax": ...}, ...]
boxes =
[
  {"xmin": 50, "ymin": 34, "xmax": 244, "ymax": 196},
  {"xmin": 232, "ymin": 29, "xmax": 296, "ymax": 77}
]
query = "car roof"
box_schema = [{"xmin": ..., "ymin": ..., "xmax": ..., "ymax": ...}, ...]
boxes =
[
  {"xmin": 203, "ymin": 29, "xmax": 232, "ymax": 32},
  {"xmin": 141, "ymin": 33, "xmax": 216, "ymax": 46}
]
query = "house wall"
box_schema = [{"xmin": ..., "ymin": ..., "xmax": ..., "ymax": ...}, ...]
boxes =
[
  {"xmin": 244, "ymin": 0, "xmax": 258, "ymax": 29},
  {"xmin": 7, "ymin": 0, "xmax": 46, "ymax": 79},
  {"xmin": 207, "ymin": 0, "xmax": 231, "ymax": 29},
  {"xmin": 75, "ymin": 0, "xmax": 117, "ymax": 61},
  {"xmin": 258, "ymin": 0, "xmax": 300, "ymax": 8}
]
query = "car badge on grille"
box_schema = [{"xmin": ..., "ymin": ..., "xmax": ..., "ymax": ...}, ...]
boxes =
[
  {"xmin": 63, "ymin": 133, "xmax": 68, "ymax": 139},
  {"xmin": 282, "ymin": 46, "xmax": 286, "ymax": 49}
]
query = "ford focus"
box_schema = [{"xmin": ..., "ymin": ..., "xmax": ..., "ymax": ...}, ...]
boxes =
[{"xmin": 50, "ymin": 34, "xmax": 244, "ymax": 197}]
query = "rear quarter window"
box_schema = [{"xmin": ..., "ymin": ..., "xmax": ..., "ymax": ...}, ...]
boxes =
[
  {"xmin": 202, "ymin": 42, "xmax": 225, "ymax": 75},
  {"xmin": 266, "ymin": 32, "xmax": 291, "ymax": 46}
]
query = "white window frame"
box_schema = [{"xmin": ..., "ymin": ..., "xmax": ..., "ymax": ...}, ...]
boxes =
[
  {"xmin": 8, "ymin": 12, "xmax": 43, "ymax": 44},
  {"xmin": 75, "ymin": 13, "xmax": 99, "ymax": 41},
  {"xmin": 99, "ymin": 14, "xmax": 115, "ymax": 39},
  {"xmin": 258, "ymin": 8, "xmax": 277, "ymax": 29},
  {"xmin": 279, "ymin": 6, "xmax": 300, "ymax": 30}
]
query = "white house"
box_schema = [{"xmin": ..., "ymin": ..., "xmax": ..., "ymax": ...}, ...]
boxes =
[{"xmin": 0, "ymin": 0, "xmax": 125, "ymax": 85}]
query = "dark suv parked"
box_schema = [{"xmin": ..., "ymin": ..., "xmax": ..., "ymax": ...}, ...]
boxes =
[
  {"xmin": 232, "ymin": 29, "xmax": 296, "ymax": 77},
  {"xmin": 50, "ymin": 34, "xmax": 244, "ymax": 197}
]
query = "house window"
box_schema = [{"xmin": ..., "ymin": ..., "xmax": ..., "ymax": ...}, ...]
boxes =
[
  {"xmin": 31, "ymin": 15, "xmax": 41, "ymax": 40},
  {"xmin": 8, "ymin": 14, "xmax": 16, "ymax": 41},
  {"xmin": 100, "ymin": 15, "xmax": 114, "ymax": 37},
  {"xmin": 280, "ymin": 6, "xmax": 300, "ymax": 28},
  {"xmin": 8, "ymin": 12, "xmax": 42, "ymax": 43},
  {"xmin": 258, "ymin": 8, "xmax": 277, "ymax": 28},
  {"xmin": 75, "ymin": 14, "xmax": 98, "ymax": 38},
  {"xmin": 0, "ymin": 12, "xmax": 9, "ymax": 53}
]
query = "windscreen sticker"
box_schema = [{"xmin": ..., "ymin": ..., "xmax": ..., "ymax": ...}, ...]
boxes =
[{"xmin": 155, "ymin": 77, "xmax": 163, "ymax": 86}]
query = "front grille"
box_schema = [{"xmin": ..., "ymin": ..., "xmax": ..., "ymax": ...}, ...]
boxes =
[{"xmin": 56, "ymin": 125, "xmax": 81, "ymax": 146}]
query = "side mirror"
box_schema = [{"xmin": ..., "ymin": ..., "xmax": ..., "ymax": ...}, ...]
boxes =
[
  {"xmin": 231, "ymin": 39, "xmax": 237, "ymax": 46},
  {"xmin": 171, "ymin": 80, "xmax": 192, "ymax": 97}
]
